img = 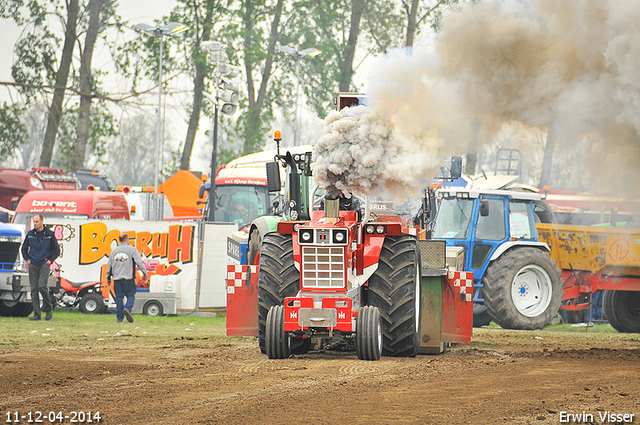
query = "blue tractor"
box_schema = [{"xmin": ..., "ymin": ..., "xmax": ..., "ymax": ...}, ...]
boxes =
[{"xmin": 429, "ymin": 184, "xmax": 562, "ymax": 329}]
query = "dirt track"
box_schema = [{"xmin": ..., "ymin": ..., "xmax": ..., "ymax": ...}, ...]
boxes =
[{"xmin": 1, "ymin": 328, "xmax": 639, "ymax": 425}]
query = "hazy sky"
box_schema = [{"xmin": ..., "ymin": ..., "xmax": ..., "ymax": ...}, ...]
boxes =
[{"xmin": 0, "ymin": 0, "xmax": 176, "ymax": 84}]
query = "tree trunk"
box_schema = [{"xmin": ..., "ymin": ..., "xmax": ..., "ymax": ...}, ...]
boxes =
[
  {"xmin": 338, "ymin": 0, "xmax": 364, "ymax": 92},
  {"xmin": 72, "ymin": 0, "xmax": 103, "ymax": 171},
  {"xmin": 40, "ymin": 0, "xmax": 79, "ymax": 167},
  {"xmin": 539, "ymin": 130, "xmax": 556, "ymax": 187},
  {"xmin": 180, "ymin": 0, "xmax": 215, "ymax": 171},
  {"xmin": 405, "ymin": 0, "xmax": 419, "ymax": 48},
  {"xmin": 242, "ymin": 0, "xmax": 283, "ymax": 154}
]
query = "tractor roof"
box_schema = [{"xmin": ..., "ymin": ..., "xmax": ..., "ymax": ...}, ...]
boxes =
[{"xmin": 436, "ymin": 186, "xmax": 543, "ymax": 201}]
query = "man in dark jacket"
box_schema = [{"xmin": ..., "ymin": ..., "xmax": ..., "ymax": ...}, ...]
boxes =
[{"xmin": 21, "ymin": 214, "xmax": 60, "ymax": 321}]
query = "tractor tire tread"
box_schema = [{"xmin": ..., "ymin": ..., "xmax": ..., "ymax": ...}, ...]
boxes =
[
  {"xmin": 482, "ymin": 247, "xmax": 562, "ymax": 330},
  {"xmin": 367, "ymin": 235, "xmax": 420, "ymax": 357}
]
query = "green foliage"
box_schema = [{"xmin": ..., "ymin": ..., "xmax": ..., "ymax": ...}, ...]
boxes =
[
  {"xmin": 0, "ymin": 103, "xmax": 29, "ymax": 162},
  {"xmin": 162, "ymin": 141, "xmax": 184, "ymax": 180},
  {"xmin": 3, "ymin": 0, "xmax": 466, "ymax": 172},
  {"xmin": 11, "ymin": 28, "xmax": 60, "ymax": 95},
  {"xmin": 51, "ymin": 101, "xmax": 116, "ymax": 169}
]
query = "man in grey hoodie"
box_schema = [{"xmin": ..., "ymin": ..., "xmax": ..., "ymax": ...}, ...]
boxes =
[{"xmin": 106, "ymin": 233, "xmax": 148, "ymax": 323}]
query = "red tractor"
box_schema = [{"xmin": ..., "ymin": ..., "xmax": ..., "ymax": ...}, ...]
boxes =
[{"xmin": 259, "ymin": 195, "xmax": 422, "ymax": 361}]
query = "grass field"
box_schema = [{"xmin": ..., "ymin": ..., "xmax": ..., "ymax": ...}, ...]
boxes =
[
  {"xmin": 2, "ymin": 309, "xmax": 636, "ymax": 354},
  {"xmin": 0, "ymin": 309, "xmax": 242, "ymax": 352}
]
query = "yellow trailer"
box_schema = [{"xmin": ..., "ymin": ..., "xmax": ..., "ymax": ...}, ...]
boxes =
[{"xmin": 537, "ymin": 223, "xmax": 640, "ymax": 333}]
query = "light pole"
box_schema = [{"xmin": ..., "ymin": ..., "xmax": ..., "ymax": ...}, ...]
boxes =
[
  {"xmin": 201, "ymin": 41, "xmax": 241, "ymax": 222},
  {"xmin": 133, "ymin": 22, "xmax": 188, "ymax": 220},
  {"xmin": 276, "ymin": 45, "xmax": 320, "ymax": 145}
]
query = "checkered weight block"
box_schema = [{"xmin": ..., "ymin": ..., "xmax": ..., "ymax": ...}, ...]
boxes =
[
  {"xmin": 226, "ymin": 265, "xmax": 258, "ymax": 288},
  {"xmin": 446, "ymin": 270, "xmax": 474, "ymax": 302}
]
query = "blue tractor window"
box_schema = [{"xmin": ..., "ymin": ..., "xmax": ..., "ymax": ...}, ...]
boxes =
[{"xmin": 475, "ymin": 198, "xmax": 506, "ymax": 241}]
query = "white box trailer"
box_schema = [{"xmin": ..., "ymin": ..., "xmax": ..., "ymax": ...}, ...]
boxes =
[{"xmin": 51, "ymin": 218, "xmax": 236, "ymax": 315}]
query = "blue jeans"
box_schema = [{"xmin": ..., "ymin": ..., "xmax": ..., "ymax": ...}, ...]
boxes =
[{"xmin": 114, "ymin": 279, "xmax": 137, "ymax": 321}]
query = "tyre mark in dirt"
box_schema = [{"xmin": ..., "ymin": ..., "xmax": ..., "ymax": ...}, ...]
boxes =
[
  {"xmin": 337, "ymin": 362, "xmax": 385, "ymax": 375},
  {"xmin": 238, "ymin": 359, "xmax": 268, "ymax": 374}
]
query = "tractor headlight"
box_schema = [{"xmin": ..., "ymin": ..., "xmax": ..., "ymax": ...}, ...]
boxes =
[
  {"xmin": 365, "ymin": 225, "xmax": 375, "ymax": 234},
  {"xmin": 300, "ymin": 229, "xmax": 313, "ymax": 243},
  {"xmin": 376, "ymin": 225, "xmax": 385, "ymax": 234},
  {"xmin": 333, "ymin": 229, "xmax": 347, "ymax": 244}
]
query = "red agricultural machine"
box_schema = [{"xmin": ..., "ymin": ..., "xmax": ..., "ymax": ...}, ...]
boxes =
[
  {"xmin": 251, "ymin": 193, "xmax": 472, "ymax": 361},
  {"xmin": 226, "ymin": 93, "xmax": 473, "ymax": 360},
  {"xmin": 261, "ymin": 195, "xmax": 422, "ymax": 360}
]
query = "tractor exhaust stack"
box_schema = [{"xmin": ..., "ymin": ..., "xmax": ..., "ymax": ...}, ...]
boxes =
[{"xmin": 325, "ymin": 197, "xmax": 339, "ymax": 224}]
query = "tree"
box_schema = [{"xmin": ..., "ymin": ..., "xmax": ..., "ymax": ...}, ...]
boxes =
[
  {"xmin": 40, "ymin": 0, "xmax": 80, "ymax": 167},
  {"xmin": 102, "ymin": 115, "xmax": 157, "ymax": 186},
  {"xmin": 539, "ymin": 130, "xmax": 555, "ymax": 187},
  {"xmin": 238, "ymin": 0, "xmax": 286, "ymax": 154},
  {"xmin": 179, "ymin": 0, "xmax": 222, "ymax": 171},
  {"xmin": 0, "ymin": 104, "xmax": 29, "ymax": 163},
  {"xmin": 72, "ymin": 0, "xmax": 105, "ymax": 171}
]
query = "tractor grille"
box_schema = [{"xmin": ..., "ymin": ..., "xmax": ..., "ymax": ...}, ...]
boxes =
[{"xmin": 301, "ymin": 246, "xmax": 345, "ymax": 288}]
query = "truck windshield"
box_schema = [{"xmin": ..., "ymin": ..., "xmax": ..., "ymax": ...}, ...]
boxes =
[
  {"xmin": 215, "ymin": 185, "xmax": 270, "ymax": 229},
  {"xmin": 13, "ymin": 213, "xmax": 90, "ymax": 225},
  {"xmin": 431, "ymin": 197, "xmax": 474, "ymax": 239}
]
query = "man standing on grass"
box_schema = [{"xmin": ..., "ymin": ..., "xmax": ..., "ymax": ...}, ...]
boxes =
[
  {"xmin": 21, "ymin": 214, "xmax": 60, "ymax": 321},
  {"xmin": 106, "ymin": 233, "xmax": 147, "ymax": 323}
]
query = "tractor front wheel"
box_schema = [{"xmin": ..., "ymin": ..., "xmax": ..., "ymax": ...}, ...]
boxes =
[
  {"xmin": 265, "ymin": 305, "xmax": 290, "ymax": 359},
  {"xmin": 257, "ymin": 233, "xmax": 299, "ymax": 353},
  {"xmin": 356, "ymin": 306, "xmax": 382, "ymax": 361},
  {"xmin": 483, "ymin": 248, "xmax": 562, "ymax": 330},
  {"xmin": 603, "ymin": 290, "xmax": 640, "ymax": 333},
  {"xmin": 368, "ymin": 235, "xmax": 421, "ymax": 357}
]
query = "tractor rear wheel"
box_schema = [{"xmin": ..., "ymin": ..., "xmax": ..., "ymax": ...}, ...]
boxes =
[
  {"xmin": 483, "ymin": 248, "xmax": 562, "ymax": 330},
  {"xmin": 603, "ymin": 290, "xmax": 640, "ymax": 333},
  {"xmin": 265, "ymin": 305, "xmax": 290, "ymax": 359},
  {"xmin": 356, "ymin": 306, "xmax": 382, "ymax": 361},
  {"xmin": 368, "ymin": 235, "xmax": 421, "ymax": 357},
  {"xmin": 257, "ymin": 233, "xmax": 299, "ymax": 353}
]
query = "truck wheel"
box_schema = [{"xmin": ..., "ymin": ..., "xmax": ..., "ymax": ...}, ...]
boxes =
[
  {"xmin": 78, "ymin": 293, "xmax": 105, "ymax": 314},
  {"xmin": 603, "ymin": 290, "xmax": 640, "ymax": 333},
  {"xmin": 0, "ymin": 300, "xmax": 33, "ymax": 317},
  {"xmin": 473, "ymin": 302, "xmax": 493, "ymax": 327},
  {"xmin": 144, "ymin": 301, "xmax": 164, "ymax": 316},
  {"xmin": 368, "ymin": 234, "xmax": 421, "ymax": 357},
  {"xmin": 356, "ymin": 306, "xmax": 382, "ymax": 361},
  {"xmin": 247, "ymin": 228, "xmax": 262, "ymax": 266},
  {"xmin": 258, "ymin": 233, "xmax": 299, "ymax": 353},
  {"xmin": 483, "ymin": 247, "xmax": 562, "ymax": 330},
  {"xmin": 265, "ymin": 306, "xmax": 290, "ymax": 359}
]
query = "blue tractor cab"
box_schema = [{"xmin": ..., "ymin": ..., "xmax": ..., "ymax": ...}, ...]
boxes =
[{"xmin": 431, "ymin": 186, "xmax": 563, "ymax": 330}]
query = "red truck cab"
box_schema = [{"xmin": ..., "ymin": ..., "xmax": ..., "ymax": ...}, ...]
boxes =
[
  {"xmin": 0, "ymin": 168, "xmax": 79, "ymax": 210},
  {"xmin": 12, "ymin": 190, "xmax": 130, "ymax": 224}
]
